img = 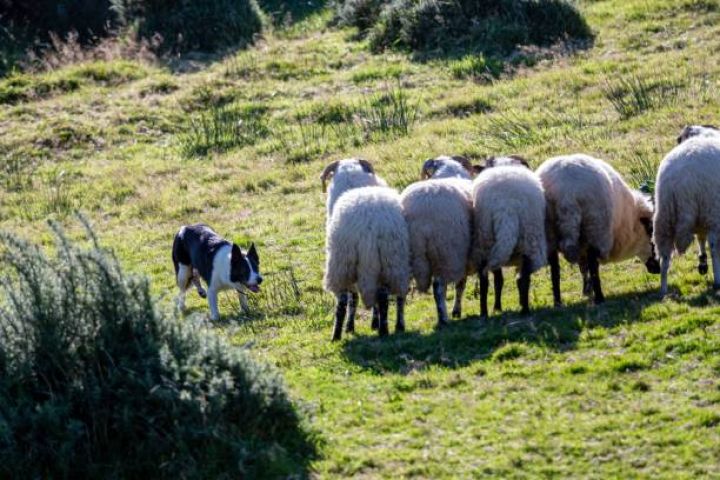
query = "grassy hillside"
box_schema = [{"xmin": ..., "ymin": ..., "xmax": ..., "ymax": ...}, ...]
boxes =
[{"xmin": 2, "ymin": 0, "xmax": 720, "ymax": 477}]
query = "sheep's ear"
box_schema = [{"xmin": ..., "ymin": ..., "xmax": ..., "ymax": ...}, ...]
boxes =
[
  {"xmin": 702, "ymin": 124, "xmax": 719, "ymax": 131},
  {"xmin": 450, "ymin": 155, "xmax": 473, "ymax": 173},
  {"xmin": 508, "ymin": 154, "xmax": 530, "ymax": 168},
  {"xmin": 677, "ymin": 125, "xmax": 691, "ymax": 144},
  {"xmin": 472, "ymin": 164, "xmax": 485, "ymax": 175},
  {"xmin": 320, "ymin": 161, "xmax": 340, "ymax": 193},
  {"xmin": 421, "ymin": 158, "xmax": 436, "ymax": 179},
  {"xmin": 484, "ymin": 156, "xmax": 496, "ymax": 168},
  {"xmin": 357, "ymin": 158, "xmax": 375, "ymax": 174}
]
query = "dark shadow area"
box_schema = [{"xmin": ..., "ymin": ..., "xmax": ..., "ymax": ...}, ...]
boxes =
[
  {"xmin": 258, "ymin": 0, "xmax": 329, "ymax": 26},
  {"xmin": 342, "ymin": 287, "xmax": 659, "ymax": 374}
]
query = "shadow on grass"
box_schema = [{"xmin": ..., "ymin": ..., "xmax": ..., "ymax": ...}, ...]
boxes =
[{"xmin": 342, "ymin": 287, "xmax": 660, "ymax": 374}]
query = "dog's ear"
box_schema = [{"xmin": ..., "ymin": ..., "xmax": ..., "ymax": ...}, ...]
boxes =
[
  {"xmin": 247, "ymin": 243, "xmax": 259, "ymax": 264},
  {"xmin": 231, "ymin": 244, "xmax": 244, "ymax": 262}
]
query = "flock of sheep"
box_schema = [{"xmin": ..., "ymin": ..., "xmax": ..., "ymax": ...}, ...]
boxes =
[{"xmin": 320, "ymin": 125, "xmax": 720, "ymax": 341}]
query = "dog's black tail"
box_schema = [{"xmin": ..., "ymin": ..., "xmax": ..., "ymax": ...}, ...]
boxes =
[{"xmin": 172, "ymin": 229, "xmax": 191, "ymax": 276}]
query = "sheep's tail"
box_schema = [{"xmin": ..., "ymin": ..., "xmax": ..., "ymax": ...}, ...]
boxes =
[
  {"xmin": 485, "ymin": 214, "xmax": 519, "ymax": 273},
  {"xmin": 357, "ymin": 229, "xmax": 410, "ymax": 308}
]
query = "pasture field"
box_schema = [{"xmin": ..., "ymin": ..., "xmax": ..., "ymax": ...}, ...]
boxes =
[{"xmin": 2, "ymin": 0, "xmax": 720, "ymax": 477}]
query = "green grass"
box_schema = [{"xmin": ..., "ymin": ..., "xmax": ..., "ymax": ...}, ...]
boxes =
[{"xmin": 2, "ymin": 0, "xmax": 720, "ymax": 477}]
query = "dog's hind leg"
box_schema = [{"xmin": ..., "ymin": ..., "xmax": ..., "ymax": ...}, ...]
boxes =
[
  {"xmin": 191, "ymin": 269, "xmax": 207, "ymax": 298},
  {"xmin": 176, "ymin": 264, "xmax": 193, "ymax": 311}
]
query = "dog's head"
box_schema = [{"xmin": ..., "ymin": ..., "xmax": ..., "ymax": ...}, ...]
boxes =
[{"xmin": 230, "ymin": 243, "xmax": 262, "ymax": 293}]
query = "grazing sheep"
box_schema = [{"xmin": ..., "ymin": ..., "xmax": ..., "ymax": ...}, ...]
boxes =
[
  {"xmin": 472, "ymin": 157, "xmax": 547, "ymax": 317},
  {"xmin": 654, "ymin": 131, "xmax": 720, "ymax": 297},
  {"xmin": 537, "ymin": 154, "xmax": 660, "ymax": 306},
  {"xmin": 401, "ymin": 156, "xmax": 474, "ymax": 326},
  {"xmin": 321, "ymin": 158, "xmax": 410, "ymax": 340}
]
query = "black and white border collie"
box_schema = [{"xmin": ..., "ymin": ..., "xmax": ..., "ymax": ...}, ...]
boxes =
[{"xmin": 172, "ymin": 224, "xmax": 262, "ymax": 320}]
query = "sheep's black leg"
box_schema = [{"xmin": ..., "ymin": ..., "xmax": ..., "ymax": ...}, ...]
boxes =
[
  {"xmin": 479, "ymin": 270, "xmax": 489, "ymax": 319},
  {"xmin": 579, "ymin": 257, "xmax": 592, "ymax": 298},
  {"xmin": 698, "ymin": 235, "xmax": 709, "ymax": 275},
  {"xmin": 377, "ymin": 288, "xmax": 390, "ymax": 337},
  {"xmin": 346, "ymin": 291, "xmax": 358, "ymax": 333},
  {"xmin": 332, "ymin": 292, "xmax": 349, "ymax": 341},
  {"xmin": 493, "ymin": 269, "xmax": 504, "ymax": 312},
  {"xmin": 549, "ymin": 250, "xmax": 562, "ymax": 307},
  {"xmin": 587, "ymin": 247, "xmax": 604, "ymax": 304},
  {"xmin": 433, "ymin": 278, "xmax": 449, "ymax": 327},
  {"xmin": 517, "ymin": 255, "xmax": 532, "ymax": 315},
  {"xmin": 395, "ymin": 296, "xmax": 405, "ymax": 333},
  {"xmin": 709, "ymin": 233, "xmax": 720, "ymax": 290},
  {"xmin": 452, "ymin": 278, "xmax": 466, "ymax": 319},
  {"xmin": 371, "ymin": 307, "xmax": 379, "ymax": 330}
]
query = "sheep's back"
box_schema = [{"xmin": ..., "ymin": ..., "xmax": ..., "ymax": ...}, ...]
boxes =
[{"xmin": 400, "ymin": 179, "xmax": 472, "ymax": 290}]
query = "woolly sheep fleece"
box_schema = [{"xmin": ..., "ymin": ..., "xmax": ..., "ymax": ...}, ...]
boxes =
[
  {"xmin": 400, "ymin": 178, "xmax": 473, "ymax": 292},
  {"xmin": 324, "ymin": 186, "xmax": 410, "ymax": 307},
  {"xmin": 472, "ymin": 166, "xmax": 547, "ymax": 273},
  {"xmin": 537, "ymin": 154, "xmax": 654, "ymax": 263},
  {"xmin": 654, "ymin": 137, "xmax": 720, "ymax": 258}
]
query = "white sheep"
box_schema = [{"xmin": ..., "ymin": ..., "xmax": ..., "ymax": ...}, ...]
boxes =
[
  {"xmin": 320, "ymin": 158, "xmax": 410, "ymax": 340},
  {"xmin": 400, "ymin": 156, "xmax": 474, "ymax": 326},
  {"xmin": 654, "ymin": 130, "xmax": 720, "ymax": 297},
  {"xmin": 472, "ymin": 158, "xmax": 547, "ymax": 317},
  {"xmin": 536, "ymin": 154, "xmax": 660, "ymax": 306}
]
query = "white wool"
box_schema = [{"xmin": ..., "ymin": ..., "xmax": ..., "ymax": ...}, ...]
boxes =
[
  {"xmin": 324, "ymin": 186, "xmax": 410, "ymax": 307},
  {"xmin": 471, "ymin": 166, "xmax": 547, "ymax": 273}
]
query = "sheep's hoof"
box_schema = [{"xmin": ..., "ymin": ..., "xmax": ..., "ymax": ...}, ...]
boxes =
[
  {"xmin": 437, "ymin": 319, "xmax": 449, "ymax": 330},
  {"xmin": 345, "ymin": 325, "xmax": 355, "ymax": 334},
  {"xmin": 699, "ymin": 264, "xmax": 709, "ymax": 275},
  {"xmin": 520, "ymin": 308, "xmax": 530, "ymax": 316},
  {"xmin": 331, "ymin": 332, "xmax": 342, "ymax": 341},
  {"xmin": 713, "ymin": 283, "xmax": 720, "ymax": 291},
  {"xmin": 378, "ymin": 326, "xmax": 389, "ymax": 337},
  {"xmin": 451, "ymin": 308, "xmax": 461, "ymax": 319},
  {"xmin": 198, "ymin": 290, "xmax": 207, "ymax": 299},
  {"xmin": 395, "ymin": 323, "xmax": 405, "ymax": 334},
  {"xmin": 553, "ymin": 300, "xmax": 563, "ymax": 308}
]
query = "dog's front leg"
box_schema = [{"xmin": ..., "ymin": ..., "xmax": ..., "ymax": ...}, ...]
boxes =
[
  {"xmin": 238, "ymin": 289, "xmax": 249, "ymax": 313},
  {"xmin": 207, "ymin": 287, "xmax": 220, "ymax": 321}
]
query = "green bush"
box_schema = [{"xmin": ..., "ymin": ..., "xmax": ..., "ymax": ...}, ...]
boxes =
[
  {"xmin": 113, "ymin": 0, "xmax": 265, "ymax": 53},
  {"xmin": 335, "ymin": 0, "xmax": 592, "ymax": 56},
  {"xmin": 0, "ymin": 220, "xmax": 315, "ymax": 478}
]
